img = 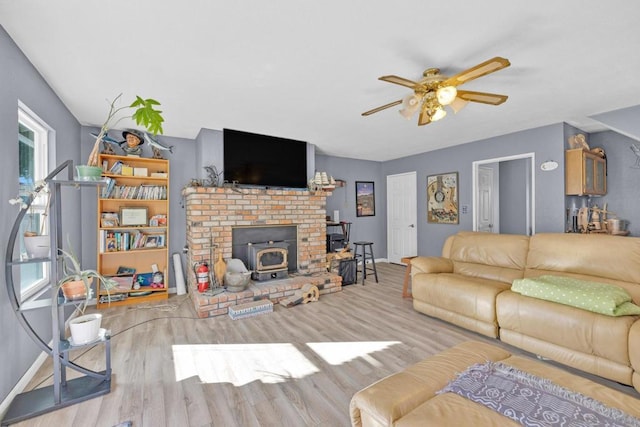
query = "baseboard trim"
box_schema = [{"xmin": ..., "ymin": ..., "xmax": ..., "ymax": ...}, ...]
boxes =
[
  {"xmin": 0, "ymin": 314, "xmax": 79, "ymax": 420},
  {"xmin": 0, "ymin": 349, "xmax": 48, "ymax": 419}
]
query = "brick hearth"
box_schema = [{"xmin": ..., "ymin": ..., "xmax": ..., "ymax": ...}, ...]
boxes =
[
  {"xmin": 182, "ymin": 186, "xmax": 341, "ymax": 317},
  {"xmin": 191, "ymin": 272, "xmax": 341, "ymax": 318}
]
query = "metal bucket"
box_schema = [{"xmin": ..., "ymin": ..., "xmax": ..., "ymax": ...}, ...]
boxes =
[{"xmin": 607, "ymin": 218, "xmax": 627, "ymax": 233}]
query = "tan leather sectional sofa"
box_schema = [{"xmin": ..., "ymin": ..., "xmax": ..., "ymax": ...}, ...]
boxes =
[{"xmin": 411, "ymin": 231, "xmax": 640, "ymax": 392}]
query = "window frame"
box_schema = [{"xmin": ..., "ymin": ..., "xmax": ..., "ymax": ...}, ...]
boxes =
[{"xmin": 18, "ymin": 102, "xmax": 54, "ymax": 301}]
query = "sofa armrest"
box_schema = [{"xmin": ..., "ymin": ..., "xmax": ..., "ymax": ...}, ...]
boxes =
[{"xmin": 411, "ymin": 257, "xmax": 453, "ymax": 275}]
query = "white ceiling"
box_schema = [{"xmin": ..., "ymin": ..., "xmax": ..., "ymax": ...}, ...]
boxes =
[{"xmin": 1, "ymin": 1, "xmax": 639, "ymax": 161}]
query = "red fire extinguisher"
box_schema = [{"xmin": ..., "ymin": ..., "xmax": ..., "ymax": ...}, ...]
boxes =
[{"xmin": 194, "ymin": 261, "xmax": 210, "ymax": 292}]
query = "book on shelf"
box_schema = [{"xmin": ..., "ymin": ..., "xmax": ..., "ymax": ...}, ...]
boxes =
[
  {"xmin": 99, "ymin": 230, "xmax": 166, "ymax": 252},
  {"xmin": 105, "ymin": 185, "xmax": 167, "ymax": 200},
  {"xmin": 109, "ymin": 161, "xmax": 123, "ymax": 174},
  {"xmin": 101, "ymin": 178, "xmax": 116, "ymax": 198},
  {"xmin": 133, "ymin": 167, "xmax": 148, "ymax": 177}
]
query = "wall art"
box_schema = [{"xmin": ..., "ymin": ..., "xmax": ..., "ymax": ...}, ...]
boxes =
[{"xmin": 427, "ymin": 172, "xmax": 458, "ymax": 224}]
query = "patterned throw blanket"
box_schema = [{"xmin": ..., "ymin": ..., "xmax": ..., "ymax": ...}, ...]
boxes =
[{"xmin": 438, "ymin": 362, "xmax": 640, "ymax": 427}]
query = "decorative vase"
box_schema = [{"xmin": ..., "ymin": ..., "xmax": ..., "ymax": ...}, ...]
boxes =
[
  {"xmin": 75, "ymin": 165, "xmax": 103, "ymax": 181},
  {"xmin": 214, "ymin": 252, "xmax": 227, "ymax": 285},
  {"xmin": 68, "ymin": 313, "xmax": 102, "ymax": 345},
  {"xmin": 23, "ymin": 235, "xmax": 50, "ymax": 258}
]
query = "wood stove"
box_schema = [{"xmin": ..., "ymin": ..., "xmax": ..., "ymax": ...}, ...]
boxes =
[
  {"xmin": 248, "ymin": 241, "xmax": 289, "ymax": 281},
  {"xmin": 232, "ymin": 225, "xmax": 297, "ymax": 281}
]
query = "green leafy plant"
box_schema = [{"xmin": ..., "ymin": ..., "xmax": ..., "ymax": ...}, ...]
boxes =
[
  {"xmin": 58, "ymin": 244, "xmax": 118, "ymax": 313},
  {"xmin": 87, "ymin": 94, "xmax": 165, "ymax": 166}
]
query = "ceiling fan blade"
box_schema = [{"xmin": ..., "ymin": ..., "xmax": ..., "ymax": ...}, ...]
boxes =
[
  {"xmin": 456, "ymin": 90, "xmax": 508, "ymax": 105},
  {"xmin": 418, "ymin": 109, "xmax": 432, "ymax": 126},
  {"xmin": 444, "ymin": 57, "xmax": 510, "ymax": 87},
  {"xmin": 379, "ymin": 75, "xmax": 420, "ymax": 89},
  {"xmin": 362, "ymin": 99, "xmax": 403, "ymax": 116}
]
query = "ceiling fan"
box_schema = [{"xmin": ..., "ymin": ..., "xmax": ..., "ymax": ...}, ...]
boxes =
[{"xmin": 362, "ymin": 57, "xmax": 511, "ymax": 126}]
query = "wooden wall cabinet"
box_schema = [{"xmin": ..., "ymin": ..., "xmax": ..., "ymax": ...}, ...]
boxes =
[
  {"xmin": 565, "ymin": 148, "xmax": 606, "ymax": 196},
  {"xmin": 97, "ymin": 154, "xmax": 170, "ymax": 308}
]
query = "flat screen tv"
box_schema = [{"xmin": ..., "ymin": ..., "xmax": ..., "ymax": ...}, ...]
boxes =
[{"xmin": 223, "ymin": 128, "xmax": 308, "ymax": 189}]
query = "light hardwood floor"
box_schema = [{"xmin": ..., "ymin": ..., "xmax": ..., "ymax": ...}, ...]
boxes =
[{"xmin": 11, "ymin": 263, "xmax": 638, "ymax": 427}]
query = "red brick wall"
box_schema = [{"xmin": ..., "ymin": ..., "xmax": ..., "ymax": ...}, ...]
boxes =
[{"xmin": 183, "ymin": 187, "xmax": 328, "ymax": 288}]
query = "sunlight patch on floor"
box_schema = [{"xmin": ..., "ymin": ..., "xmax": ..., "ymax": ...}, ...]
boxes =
[
  {"xmin": 306, "ymin": 341, "xmax": 401, "ymax": 365},
  {"xmin": 172, "ymin": 343, "xmax": 320, "ymax": 385}
]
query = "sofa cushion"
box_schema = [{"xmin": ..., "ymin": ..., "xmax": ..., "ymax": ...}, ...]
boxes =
[
  {"xmin": 449, "ymin": 232, "xmax": 529, "ymax": 283},
  {"xmin": 412, "ymin": 273, "xmax": 511, "ymax": 324},
  {"xmin": 410, "ymin": 256, "xmax": 452, "ymax": 275},
  {"xmin": 512, "ymin": 275, "xmax": 640, "ymax": 316},
  {"xmin": 526, "ymin": 233, "xmax": 640, "ymax": 303},
  {"xmin": 497, "ymin": 290, "xmax": 638, "ymax": 384}
]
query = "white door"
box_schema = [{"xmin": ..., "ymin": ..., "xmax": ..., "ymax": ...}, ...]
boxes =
[
  {"xmin": 477, "ymin": 165, "xmax": 497, "ymax": 233},
  {"xmin": 387, "ymin": 172, "xmax": 417, "ymax": 264}
]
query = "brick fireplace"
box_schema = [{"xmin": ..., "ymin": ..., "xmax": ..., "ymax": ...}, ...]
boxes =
[{"xmin": 182, "ymin": 186, "xmax": 341, "ymax": 317}]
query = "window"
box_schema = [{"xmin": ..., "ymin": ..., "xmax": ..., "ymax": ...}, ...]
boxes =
[{"xmin": 18, "ymin": 104, "xmax": 52, "ymax": 299}]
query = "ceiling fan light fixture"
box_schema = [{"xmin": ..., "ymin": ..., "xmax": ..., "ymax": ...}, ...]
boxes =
[
  {"xmin": 431, "ymin": 107, "xmax": 447, "ymax": 122},
  {"xmin": 436, "ymin": 86, "xmax": 457, "ymax": 105},
  {"xmin": 399, "ymin": 94, "xmax": 420, "ymax": 119},
  {"xmin": 402, "ymin": 93, "xmax": 420, "ymax": 108},
  {"xmin": 362, "ymin": 57, "xmax": 510, "ymax": 126},
  {"xmin": 399, "ymin": 107, "xmax": 416, "ymax": 120}
]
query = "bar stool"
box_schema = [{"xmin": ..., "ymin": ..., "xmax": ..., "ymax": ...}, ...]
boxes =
[{"xmin": 353, "ymin": 241, "xmax": 378, "ymax": 285}]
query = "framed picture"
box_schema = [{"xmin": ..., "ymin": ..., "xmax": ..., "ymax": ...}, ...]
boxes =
[
  {"xmin": 144, "ymin": 235, "xmax": 160, "ymax": 248},
  {"xmin": 355, "ymin": 181, "xmax": 375, "ymax": 217},
  {"xmin": 427, "ymin": 172, "xmax": 459, "ymax": 224},
  {"xmin": 100, "ymin": 212, "xmax": 119, "ymax": 227},
  {"xmin": 119, "ymin": 207, "xmax": 148, "ymax": 226}
]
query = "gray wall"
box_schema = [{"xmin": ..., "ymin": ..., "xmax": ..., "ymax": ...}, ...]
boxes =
[
  {"xmin": 499, "ymin": 158, "xmax": 528, "ymax": 234},
  {"xmin": 315, "ymin": 155, "xmax": 386, "ymax": 253},
  {"xmin": 195, "ymin": 128, "xmax": 223, "ymax": 183},
  {"xmin": 588, "ymin": 130, "xmax": 640, "ymax": 236},
  {"xmin": 592, "ymin": 105, "xmax": 640, "ymax": 139},
  {"xmin": 317, "ymin": 123, "xmax": 572, "ymax": 258},
  {"xmin": 382, "ymin": 124, "xmax": 566, "ymax": 256},
  {"xmin": 0, "ymin": 25, "xmax": 83, "ymax": 406}
]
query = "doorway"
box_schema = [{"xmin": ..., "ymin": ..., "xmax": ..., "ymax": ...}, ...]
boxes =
[
  {"xmin": 472, "ymin": 153, "xmax": 535, "ymax": 235},
  {"xmin": 387, "ymin": 172, "xmax": 417, "ymax": 264}
]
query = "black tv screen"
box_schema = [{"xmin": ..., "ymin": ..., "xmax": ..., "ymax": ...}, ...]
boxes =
[{"xmin": 223, "ymin": 128, "xmax": 308, "ymax": 189}]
